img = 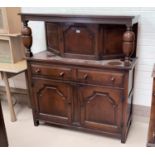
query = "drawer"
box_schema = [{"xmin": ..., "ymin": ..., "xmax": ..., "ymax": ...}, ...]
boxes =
[
  {"xmin": 77, "ymin": 69, "xmax": 124, "ymax": 87},
  {"xmin": 31, "ymin": 64, "xmax": 72, "ymax": 80}
]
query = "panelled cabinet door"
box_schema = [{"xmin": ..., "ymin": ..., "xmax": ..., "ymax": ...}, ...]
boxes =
[
  {"xmin": 101, "ymin": 25, "xmax": 126, "ymax": 59},
  {"xmin": 32, "ymin": 78, "xmax": 73, "ymax": 124},
  {"xmin": 78, "ymin": 85, "xmax": 122, "ymax": 133},
  {"xmin": 46, "ymin": 22, "xmax": 62, "ymax": 55},
  {"xmin": 63, "ymin": 23, "xmax": 98, "ymax": 58}
]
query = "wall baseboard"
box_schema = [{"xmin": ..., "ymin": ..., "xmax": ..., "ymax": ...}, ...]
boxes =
[
  {"xmin": 0, "ymin": 86, "xmax": 30, "ymax": 107},
  {"xmin": 0, "ymin": 86, "xmax": 151, "ymax": 122}
]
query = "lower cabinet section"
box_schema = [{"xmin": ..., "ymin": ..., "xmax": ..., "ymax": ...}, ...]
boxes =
[
  {"xmin": 28, "ymin": 60, "xmax": 135, "ymax": 143},
  {"xmin": 31, "ymin": 77, "xmax": 128, "ymax": 142}
]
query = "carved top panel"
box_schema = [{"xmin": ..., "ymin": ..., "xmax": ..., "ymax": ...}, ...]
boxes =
[{"xmin": 19, "ymin": 13, "xmax": 138, "ymax": 26}]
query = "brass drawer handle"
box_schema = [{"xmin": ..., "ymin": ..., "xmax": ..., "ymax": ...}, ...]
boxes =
[
  {"xmin": 111, "ymin": 77, "xmax": 115, "ymax": 82},
  {"xmin": 59, "ymin": 72, "xmax": 64, "ymax": 77},
  {"xmin": 35, "ymin": 68, "xmax": 41, "ymax": 73},
  {"xmin": 83, "ymin": 74, "xmax": 88, "ymax": 80}
]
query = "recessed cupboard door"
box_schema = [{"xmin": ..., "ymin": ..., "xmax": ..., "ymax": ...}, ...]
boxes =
[
  {"xmin": 32, "ymin": 78, "xmax": 73, "ymax": 125},
  {"xmin": 101, "ymin": 25, "xmax": 126, "ymax": 59},
  {"xmin": 78, "ymin": 84, "xmax": 122, "ymax": 133},
  {"xmin": 63, "ymin": 24, "xmax": 99, "ymax": 59},
  {"xmin": 46, "ymin": 22, "xmax": 62, "ymax": 55}
]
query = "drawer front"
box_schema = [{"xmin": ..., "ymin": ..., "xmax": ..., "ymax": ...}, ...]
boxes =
[
  {"xmin": 31, "ymin": 64, "xmax": 72, "ymax": 80},
  {"xmin": 77, "ymin": 69, "xmax": 124, "ymax": 87}
]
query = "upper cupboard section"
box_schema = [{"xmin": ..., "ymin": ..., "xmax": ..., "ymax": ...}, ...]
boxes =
[
  {"xmin": 20, "ymin": 14, "xmax": 138, "ymax": 60},
  {"xmin": 45, "ymin": 22, "xmax": 137, "ymax": 60}
]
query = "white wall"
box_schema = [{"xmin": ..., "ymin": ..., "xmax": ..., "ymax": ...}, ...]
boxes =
[{"xmin": 19, "ymin": 7, "xmax": 155, "ymax": 107}]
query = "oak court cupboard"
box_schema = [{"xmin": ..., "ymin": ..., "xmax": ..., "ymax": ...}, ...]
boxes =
[{"xmin": 20, "ymin": 13, "xmax": 138, "ymax": 143}]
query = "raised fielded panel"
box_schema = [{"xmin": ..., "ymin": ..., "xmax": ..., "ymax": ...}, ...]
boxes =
[
  {"xmin": 78, "ymin": 85, "xmax": 122, "ymax": 132},
  {"xmin": 32, "ymin": 78, "xmax": 73, "ymax": 124},
  {"xmin": 46, "ymin": 22, "xmax": 61, "ymax": 55},
  {"xmin": 63, "ymin": 24, "xmax": 97, "ymax": 56}
]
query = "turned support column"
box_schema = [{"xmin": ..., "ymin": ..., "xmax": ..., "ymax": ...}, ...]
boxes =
[
  {"xmin": 122, "ymin": 26, "xmax": 135, "ymax": 66},
  {"xmin": 21, "ymin": 20, "xmax": 33, "ymax": 57}
]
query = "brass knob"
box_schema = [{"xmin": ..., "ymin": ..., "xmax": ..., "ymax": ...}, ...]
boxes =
[
  {"xmin": 83, "ymin": 74, "xmax": 88, "ymax": 80},
  {"xmin": 35, "ymin": 68, "xmax": 41, "ymax": 73},
  {"xmin": 59, "ymin": 72, "xmax": 64, "ymax": 77},
  {"xmin": 111, "ymin": 77, "xmax": 115, "ymax": 82}
]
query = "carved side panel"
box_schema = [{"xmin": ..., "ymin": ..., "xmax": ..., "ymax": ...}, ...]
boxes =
[
  {"xmin": 46, "ymin": 22, "xmax": 61, "ymax": 55},
  {"xmin": 101, "ymin": 25, "xmax": 126, "ymax": 59}
]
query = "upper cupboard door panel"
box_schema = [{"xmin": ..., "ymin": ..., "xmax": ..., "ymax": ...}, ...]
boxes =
[
  {"xmin": 63, "ymin": 24, "xmax": 98, "ymax": 55},
  {"xmin": 45, "ymin": 22, "xmax": 130, "ymax": 60},
  {"xmin": 46, "ymin": 22, "xmax": 61, "ymax": 54},
  {"xmin": 101, "ymin": 25, "xmax": 126, "ymax": 58}
]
